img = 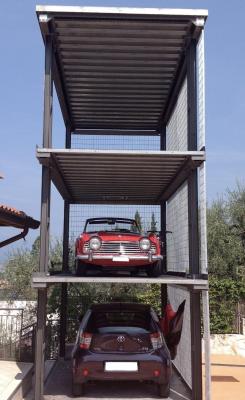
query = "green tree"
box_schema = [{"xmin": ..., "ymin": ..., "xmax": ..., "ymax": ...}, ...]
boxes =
[
  {"xmin": 207, "ymin": 182, "xmax": 245, "ymax": 332},
  {"xmin": 3, "ymin": 247, "xmax": 37, "ymax": 301},
  {"xmin": 227, "ymin": 182, "xmax": 245, "ymax": 260},
  {"xmin": 209, "ymin": 276, "xmax": 245, "ymax": 333},
  {"xmin": 134, "ymin": 210, "xmax": 142, "ymax": 233},
  {"xmin": 3, "ymin": 236, "xmax": 63, "ymax": 301},
  {"xmin": 207, "ymin": 198, "xmax": 243, "ymax": 277},
  {"xmin": 150, "ymin": 212, "xmax": 158, "ymax": 232}
]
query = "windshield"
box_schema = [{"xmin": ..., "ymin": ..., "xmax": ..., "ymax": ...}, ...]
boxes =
[{"xmin": 84, "ymin": 218, "xmax": 139, "ymax": 234}]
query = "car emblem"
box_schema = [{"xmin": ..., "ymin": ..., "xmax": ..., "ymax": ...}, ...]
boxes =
[{"xmin": 117, "ymin": 335, "xmax": 126, "ymax": 343}]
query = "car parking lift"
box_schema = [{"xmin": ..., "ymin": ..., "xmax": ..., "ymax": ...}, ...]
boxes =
[{"xmin": 33, "ymin": 6, "xmax": 210, "ymax": 400}]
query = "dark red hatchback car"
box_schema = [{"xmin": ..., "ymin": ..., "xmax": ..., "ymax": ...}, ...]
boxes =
[{"xmin": 72, "ymin": 303, "xmax": 184, "ymax": 398}]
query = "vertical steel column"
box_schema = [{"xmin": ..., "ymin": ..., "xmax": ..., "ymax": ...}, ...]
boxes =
[
  {"xmin": 34, "ymin": 34, "xmax": 53, "ymax": 400},
  {"xmin": 34, "ymin": 288, "xmax": 47, "ymax": 399},
  {"xmin": 160, "ymin": 127, "xmax": 168, "ymax": 314},
  {"xmin": 187, "ymin": 38, "xmax": 202, "ymax": 400},
  {"xmin": 202, "ymin": 290, "xmax": 211, "ymax": 400},
  {"xmin": 59, "ymin": 125, "xmax": 71, "ymax": 358}
]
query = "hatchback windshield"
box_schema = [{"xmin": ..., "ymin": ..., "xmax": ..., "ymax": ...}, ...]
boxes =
[{"xmin": 84, "ymin": 218, "xmax": 139, "ymax": 234}]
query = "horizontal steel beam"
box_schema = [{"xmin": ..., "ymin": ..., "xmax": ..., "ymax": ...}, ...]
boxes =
[
  {"xmin": 73, "ymin": 129, "xmax": 158, "ymax": 135},
  {"xmin": 32, "ymin": 271, "xmax": 208, "ymax": 288}
]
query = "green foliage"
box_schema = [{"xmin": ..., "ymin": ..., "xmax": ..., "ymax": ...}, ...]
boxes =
[
  {"xmin": 209, "ymin": 276, "xmax": 245, "ymax": 333},
  {"xmin": 150, "ymin": 212, "xmax": 158, "ymax": 232},
  {"xmin": 207, "ymin": 199, "xmax": 242, "ymax": 277},
  {"xmin": 3, "ymin": 247, "xmax": 37, "ymax": 301},
  {"xmin": 3, "ymin": 236, "xmax": 63, "ymax": 301},
  {"xmin": 134, "ymin": 210, "xmax": 142, "ymax": 233},
  {"xmin": 207, "ymin": 182, "xmax": 245, "ymax": 277},
  {"xmin": 208, "ymin": 182, "xmax": 245, "ymax": 333},
  {"xmin": 227, "ymin": 182, "xmax": 245, "ymax": 255}
]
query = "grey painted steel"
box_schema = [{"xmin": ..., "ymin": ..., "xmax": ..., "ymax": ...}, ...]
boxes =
[
  {"xmin": 60, "ymin": 282, "xmax": 68, "ymax": 358},
  {"xmin": 35, "ymin": 34, "xmax": 53, "ymax": 400},
  {"xmin": 160, "ymin": 127, "xmax": 168, "ymax": 311},
  {"xmin": 190, "ymin": 292, "xmax": 202, "ymax": 399},
  {"xmin": 188, "ymin": 170, "xmax": 200, "ymax": 275},
  {"xmin": 62, "ymin": 201, "xmax": 70, "ymax": 273},
  {"xmin": 36, "ymin": 148, "xmax": 205, "ymax": 205},
  {"xmin": 60, "ymin": 126, "xmax": 71, "ymax": 358},
  {"xmin": 202, "ymin": 290, "xmax": 211, "ymax": 400},
  {"xmin": 32, "ymin": 272, "xmax": 208, "ymax": 289},
  {"xmin": 39, "ymin": 36, "xmax": 53, "ymax": 274},
  {"xmin": 36, "ymin": 6, "xmax": 207, "ymax": 133},
  {"xmin": 33, "ymin": 7, "xmax": 209, "ymax": 399},
  {"xmin": 187, "ymin": 39, "xmax": 202, "ymax": 400},
  {"xmin": 36, "ymin": 5, "xmax": 208, "ymax": 17},
  {"xmin": 187, "ymin": 40, "xmax": 198, "ymax": 151},
  {"xmin": 34, "ymin": 288, "xmax": 48, "ymax": 400}
]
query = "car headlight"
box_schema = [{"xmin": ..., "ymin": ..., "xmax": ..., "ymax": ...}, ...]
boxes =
[
  {"xmin": 89, "ymin": 237, "xmax": 101, "ymax": 251},
  {"xmin": 139, "ymin": 238, "xmax": 151, "ymax": 251}
]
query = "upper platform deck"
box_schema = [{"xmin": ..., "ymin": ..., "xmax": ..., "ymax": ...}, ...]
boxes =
[
  {"xmin": 36, "ymin": 5, "xmax": 207, "ymax": 135},
  {"xmin": 36, "ymin": 148, "xmax": 205, "ymax": 204}
]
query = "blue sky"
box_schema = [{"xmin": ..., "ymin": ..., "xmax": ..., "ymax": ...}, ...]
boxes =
[{"xmin": 0, "ymin": 0, "xmax": 245, "ymax": 261}]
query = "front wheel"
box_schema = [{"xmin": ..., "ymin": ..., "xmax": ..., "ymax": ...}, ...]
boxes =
[
  {"xmin": 75, "ymin": 260, "xmax": 87, "ymax": 276},
  {"xmin": 146, "ymin": 260, "xmax": 163, "ymax": 277},
  {"xmin": 158, "ymin": 383, "xmax": 170, "ymax": 398}
]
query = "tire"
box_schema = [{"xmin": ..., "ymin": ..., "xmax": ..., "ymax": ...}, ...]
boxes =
[
  {"xmin": 75, "ymin": 260, "xmax": 87, "ymax": 276},
  {"xmin": 146, "ymin": 260, "xmax": 163, "ymax": 277},
  {"xmin": 72, "ymin": 382, "xmax": 84, "ymax": 397},
  {"xmin": 158, "ymin": 383, "xmax": 170, "ymax": 398}
]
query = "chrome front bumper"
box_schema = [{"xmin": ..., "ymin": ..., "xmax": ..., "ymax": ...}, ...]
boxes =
[{"xmin": 77, "ymin": 253, "xmax": 163, "ymax": 262}]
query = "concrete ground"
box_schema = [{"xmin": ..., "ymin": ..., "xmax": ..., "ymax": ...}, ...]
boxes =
[
  {"xmin": 0, "ymin": 360, "xmax": 33, "ymax": 400},
  {"xmin": 208, "ymin": 355, "xmax": 245, "ymax": 400},
  {"xmin": 43, "ymin": 360, "xmax": 191, "ymax": 400},
  {"xmin": 23, "ymin": 354, "xmax": 245, "ymax": 400}
]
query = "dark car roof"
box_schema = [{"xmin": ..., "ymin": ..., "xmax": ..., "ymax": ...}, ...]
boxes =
[{"xmin": 90, "ymin": 302, "xmax": 151, "ymax": 313}]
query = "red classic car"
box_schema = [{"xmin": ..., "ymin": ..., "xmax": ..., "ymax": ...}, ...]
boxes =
[{"xmin": 75, "ymin": 217, "xmax": 163, "ymax": 277}]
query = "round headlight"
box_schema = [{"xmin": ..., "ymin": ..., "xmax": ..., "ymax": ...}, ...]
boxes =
[
  {"xmin": 139, "ymin": 238, "xmax": 151, "ymax": 251},
  {"xmin": 89, "ymin": 237, "xmax": 101, "ymax": 251}
]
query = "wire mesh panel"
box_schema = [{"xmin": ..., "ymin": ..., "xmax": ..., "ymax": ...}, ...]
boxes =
[
  {"xmin": 69, "ymin": 134, "xmax": 161, "ymax": 243},
  {"xmin": 71, "ymin": 134, "xmax": 160, "ymax": 151},
  {"xmin": 166, "ymin": 78, "xmax": 187, "ymax": 151},
  {"xmin": 70, "ymin": 204, "xmax": 160, "ymax": 242},
  {"xmin": 166, "ymin": 182, "xmax": 189, "ymax": 273},
  {"xmin": 166, "ymin": 77, "xmax": 189, "ymax": 274},
  {"xmin": 167, "ymin": 286, "xmax": 192, "ymax": 388}
]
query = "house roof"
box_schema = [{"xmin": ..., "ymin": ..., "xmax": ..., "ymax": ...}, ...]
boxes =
[{"xmin": 0, "ymin": 204, "xmax": 40, "ymax": 230}]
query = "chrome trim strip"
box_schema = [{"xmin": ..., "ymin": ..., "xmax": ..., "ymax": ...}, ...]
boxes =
[{"xmin": 77, "ymin": 254, "xmax": 163, "ymax": 261}]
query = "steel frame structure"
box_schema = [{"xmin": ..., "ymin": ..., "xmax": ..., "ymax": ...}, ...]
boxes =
[{"xmin": 33, "ymin": 6, "xmax": 210, "ymax": 400}]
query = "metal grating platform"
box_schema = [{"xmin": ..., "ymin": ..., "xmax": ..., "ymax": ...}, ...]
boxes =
[
  {"xmin": 36, "ymin": 148, "xmax": 205, "ymax": 204},
  {"xmin": 36, "ymin": 5, "xmax": 207, "ymax": 134}
]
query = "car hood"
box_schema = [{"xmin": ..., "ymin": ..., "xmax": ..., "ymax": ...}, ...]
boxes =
[{"xmin": 87, "ymin": 231, "xmax": 142, "ymax": 241}]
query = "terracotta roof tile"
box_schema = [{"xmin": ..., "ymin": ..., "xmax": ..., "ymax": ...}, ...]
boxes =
[{"xmin": 0, "ymin": 204, "xmax": 26, "ymax": 217}]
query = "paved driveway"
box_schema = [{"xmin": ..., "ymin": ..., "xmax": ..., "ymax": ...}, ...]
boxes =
[
  {"xmin": 43, "ymin": 360, "xmax": 190, "ymax": 400},
  {"xmin": 209, "ymin": 355, "xmax": 245, "ymax": 400}
]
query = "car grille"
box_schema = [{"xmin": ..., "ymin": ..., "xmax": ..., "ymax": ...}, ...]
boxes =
[{"xmin": 84, "ymin": 241, "xmax": 156, "ymax": 255}]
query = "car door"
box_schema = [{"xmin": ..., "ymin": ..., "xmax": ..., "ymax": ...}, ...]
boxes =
[{"xmin": 159, "ymin": 300, "xmax": 186, "ymax": 360}]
